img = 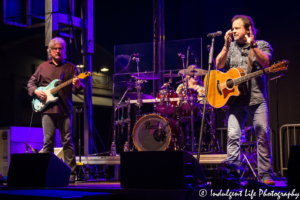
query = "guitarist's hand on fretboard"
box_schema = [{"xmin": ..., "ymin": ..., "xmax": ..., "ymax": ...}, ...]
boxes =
[
  {"xmin": 34, "ymin": 90, "xmax": 47, "ymax": 103},
  {"xmin": 72, "ymin": 75, "xmax": 81, "ymax": 89}
]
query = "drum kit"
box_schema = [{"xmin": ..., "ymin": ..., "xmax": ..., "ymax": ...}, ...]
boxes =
[{"xmin": 113, "ymin": 57, "xmax": 223, "ymax": 155}]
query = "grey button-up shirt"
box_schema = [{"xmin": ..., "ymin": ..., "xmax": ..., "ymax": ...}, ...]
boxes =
[{"xmin": 224, "ymin": 40, "xmax": 273, "ymax": 106}]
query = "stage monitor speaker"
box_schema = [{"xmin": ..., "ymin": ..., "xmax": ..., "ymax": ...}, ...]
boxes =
[
  {"xmin": 287, "ymin": 145, "xmax": 300, "ymax": 192},
  {"xmin": 7, "ymin": 153, "xmax": 71, "ymax": 187},
  {"xmin": 121, "ymin": 151, "xmax": 207, "ymax": 189},
  {"xmin": 39, "ymin": 147, "xmax": 64, "ymax": 161}
]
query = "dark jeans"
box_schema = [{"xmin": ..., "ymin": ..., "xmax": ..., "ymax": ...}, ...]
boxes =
[{"xmin": 42, "ymin": 114, "xmax": 76, "ymax": 175}]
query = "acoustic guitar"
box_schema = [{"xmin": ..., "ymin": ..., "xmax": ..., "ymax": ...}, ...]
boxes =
[
  {"xmin": 32, "ymin": 72, "xmax": 91, "ymax": 112},
  {"xmin": 204, "ymin": 60, "xmax": 289, "ymax": 108}
]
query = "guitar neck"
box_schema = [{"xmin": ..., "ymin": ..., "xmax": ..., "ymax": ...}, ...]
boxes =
[
  {"xmin": 234, "ymin": 67, "xmax": 270, "ymax": 85},
  {"xmin": 50, "ymin": 78, "xmax": 73, "ymax": 94}
]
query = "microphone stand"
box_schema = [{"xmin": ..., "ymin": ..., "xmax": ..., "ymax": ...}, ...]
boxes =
[{"xmin": 197, "ymin": 36, "xmax": 216, "ymax": 161}]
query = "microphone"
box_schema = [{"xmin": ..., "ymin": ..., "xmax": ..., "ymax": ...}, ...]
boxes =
[
  {"xmin": 133, "ymin": 53, "xmax": 144, "ymax": 57},
  {"xmin": 23, "ymin": 142, "xmax": 38, "ymax": 153},
  {"xmin": 207, "ymin": 31, "xmax": 222, "ymax": 37}
]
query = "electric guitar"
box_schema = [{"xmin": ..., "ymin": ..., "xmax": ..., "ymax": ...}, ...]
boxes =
[
  {"xmin": 204, "ymin": 60, "xmax": 289, "ymax": 108},
  {"xmin": 32, "ymin": 72, "xmax": 91, "ymax": 112}
]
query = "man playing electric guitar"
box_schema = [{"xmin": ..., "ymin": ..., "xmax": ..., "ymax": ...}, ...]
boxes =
[
  {"xmin": 27, "ymin": 37, "xmax": 85, "ymax": 183},
  {"xmin": 215, "ymin": 15, "xmax": 274, "ymax": 185}
]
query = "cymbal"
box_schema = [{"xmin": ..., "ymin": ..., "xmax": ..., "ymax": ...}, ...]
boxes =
[
  {"xmin": 115, "ymin": 81, "xmax": 144, "ymax": 88},
  {"xmin": 125, "ymin": 92, "xmax": 155, "ymax": 100},
  {"xmin": 131, "ymin": 72, "xmax": 160, "ymax": 80},
  {"xmin": 179, "ymin": 68, "xmax": 208, "ymax": 76},
  {"xmin": 163, "ymin": 73, "xmax": 179, "ymax": 78}
]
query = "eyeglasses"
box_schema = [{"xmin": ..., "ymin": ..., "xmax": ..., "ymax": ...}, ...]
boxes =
[{"xmin": 51, "ymin": 47, "xmax": 63, "ymax": 51}]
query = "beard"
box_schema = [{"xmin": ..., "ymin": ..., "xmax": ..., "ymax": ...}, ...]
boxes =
[
  {"xmin": 54, "ymin": 55, "xmax": 62, "ymax": 60},
  {"xmin": 233, "ymin": 34, "xmax": 247, "ymax": 44}
]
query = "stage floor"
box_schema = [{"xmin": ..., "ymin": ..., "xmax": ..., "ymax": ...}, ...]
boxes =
[{"xmin": 0, "ymin": 179, "xmax": 288, "ymax": 200}]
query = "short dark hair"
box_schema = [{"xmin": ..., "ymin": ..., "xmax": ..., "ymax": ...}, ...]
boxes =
[{"xmin": 231, "ymin": 15, "xmax": 257, "ymax": 38}]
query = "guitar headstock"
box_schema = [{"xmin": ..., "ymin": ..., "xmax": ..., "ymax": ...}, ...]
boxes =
[
  {"xmin": 269, "ymin": 60, "xmax": 289, "ymax": 73},
  {"xmin": 78, "ymin": 72, "xmax": 91, "ymax": 79}
]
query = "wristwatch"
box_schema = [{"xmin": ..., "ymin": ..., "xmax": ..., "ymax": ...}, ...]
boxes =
[{"xmin": 250, "ymin": 43, "xmax": 258, "ymax": 48}]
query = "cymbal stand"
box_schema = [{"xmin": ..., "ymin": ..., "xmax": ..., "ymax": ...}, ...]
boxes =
[
  {"xmin": 116, "ymin": 85, "xmax": 133, "ymax": 109},
  {"xmin": 111, "ymin": 82, "xmax": 133, "ymax": 155},
  {"xmin": 179, "ymin": 54, "xmax": 189, "ymax": 99},
  {"xmin": 133, "ymin": 57, "xmax": 143, "ymax": 119},
  {"xmin": 190, "ymin": 96, "xmax": 196, "ymax": 152},
  {"xmin": 112, "ymin": 99, "xmax": 131, "ymax": 155},
  {"xmin": 179, "ymin": 54, "xmax": 196, "ymax": 152}
]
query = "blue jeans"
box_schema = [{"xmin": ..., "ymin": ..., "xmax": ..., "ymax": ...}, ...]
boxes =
[
  {"xmin": 227, "ymin": 101, "xmax": 273, "ymax": 181},
  {"xmin": 42, "ymin": 114, "xmax": 76, "ymax": 175}
]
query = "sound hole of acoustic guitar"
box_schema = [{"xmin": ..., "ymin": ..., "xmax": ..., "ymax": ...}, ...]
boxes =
[{"xmin": 226, "ymin": 78, "xmax": 234, "ymax": 90}]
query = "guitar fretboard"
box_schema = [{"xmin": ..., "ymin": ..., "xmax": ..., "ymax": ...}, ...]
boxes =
[
  {"xmin": 233, "ymin": 68, "xmax": 270, "ymax": 85},
  {"xmin": 50, "ymin": 79, "xmax": 74, "ymax": 94}
]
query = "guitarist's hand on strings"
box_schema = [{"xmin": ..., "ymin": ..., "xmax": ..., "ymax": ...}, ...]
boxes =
[{"xmin": 34, "ymin": 90, "xmax": 47, "ymax": 103}]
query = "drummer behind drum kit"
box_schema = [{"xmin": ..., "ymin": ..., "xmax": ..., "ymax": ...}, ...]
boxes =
[{"xmin": 113, "ymin": 57, "xmax": 224, "ymax": 154}]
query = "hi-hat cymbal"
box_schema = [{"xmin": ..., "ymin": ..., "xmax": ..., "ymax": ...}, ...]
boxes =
[
  {"xmin": 115, "ymin": 81, "xmax": 144, "ymax": 88},
  {"xmin": 179, "ymin": 68, "xmax": 208, "ymax": 76},
  {"xmin": 131, "ymin": 72, "xmax": 160, "ymax": 80},
  {"xmin": 163, "ymin": 73, "xmax": 179, "ymax": 78},
  {"xmin": 125, "ymin": 92, "xmax": 155, "ymax": 100}
]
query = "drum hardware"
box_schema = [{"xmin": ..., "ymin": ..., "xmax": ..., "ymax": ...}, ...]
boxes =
[
  {"xmin": 131, "ymin": 72, "xmax": 160, "ymax": 80},
  {"xmin": 115, "ymin": 81, "xmax": 144, "ymax": 88},
  {"xmin": 155, "ymin": 75, "xmax": 178, "ymax": 115},
  {"xmin": 111, "ymin": 50, "xmax": 223, "ymax": 154},
  {"xmin": 178, "ymin": 53, "xmax": 198, "ymax": 152},
  {"xmin": 131, "ymin": 57, "xmax": 145, "ymax": 121},
  {"xmin": 113, "ymin": 100, "xmax": 131, "ymax": 155}
]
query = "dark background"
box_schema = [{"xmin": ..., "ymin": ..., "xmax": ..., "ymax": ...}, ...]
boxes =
[{"xmin": 0, "ymin": 0, "xmax": 299, "ymax": 175}]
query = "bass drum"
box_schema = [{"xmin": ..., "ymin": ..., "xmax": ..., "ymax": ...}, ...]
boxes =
[{"xmin": 132, "ymin": 114, "xmax": 181, "ymax": 151}]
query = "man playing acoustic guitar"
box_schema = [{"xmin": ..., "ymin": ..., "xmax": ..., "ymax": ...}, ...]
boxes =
[
  {"xmin": 27, "ymin": 37, "xmax": 85, "ymax": 183},
  {"xmin": 215, "ymin": 15, "xmax": 274, "ymax": 185}
]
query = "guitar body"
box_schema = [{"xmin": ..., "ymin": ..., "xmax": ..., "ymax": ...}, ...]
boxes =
[
  {"xmin": 32, "ymin": 79, "xmax": 60, "ymax": 112},
  {"xmin": 204, "ymin": 68, "xmax": 245, "ymax": 108}
]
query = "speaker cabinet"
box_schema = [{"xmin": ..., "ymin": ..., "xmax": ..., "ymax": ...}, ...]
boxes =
[
  {"xmin": 121, "ymin": 151, "xmax": 207, "ymax": 189},
  {"xmin": 7, "ymin": 153, "xmax": 71, "ymax": 187},
  {"xmin": 39, "ymin": 147, "xmax": 64, "ymax": 161}
]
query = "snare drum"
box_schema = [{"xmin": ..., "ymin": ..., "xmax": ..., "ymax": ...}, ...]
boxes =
[
  {"xmin": 155, "ymin": 89, "xmax": 178, "ymax": 115},
  {"xmin": 132, "ymin": 114, "xmax": 182, "ymax": 151}
]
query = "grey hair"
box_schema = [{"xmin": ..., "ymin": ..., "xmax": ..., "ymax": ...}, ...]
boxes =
[{"xmin": 47, "ymin": 37, "xmax": 67, "ymax": 60}]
